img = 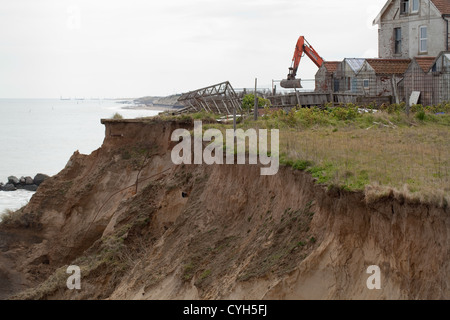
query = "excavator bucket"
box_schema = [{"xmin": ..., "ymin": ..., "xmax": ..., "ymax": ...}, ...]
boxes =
[{"xmin": 280, "ymin": 79, "xmax": 302, "ymax": 89}]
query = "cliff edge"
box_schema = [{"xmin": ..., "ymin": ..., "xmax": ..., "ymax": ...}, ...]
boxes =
[{"xmin": 0, "ymin": 118, "xmax": 448, "ymax": 300}]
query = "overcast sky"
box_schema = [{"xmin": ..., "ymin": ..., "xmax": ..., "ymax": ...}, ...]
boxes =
[{"xmin": 0, "ymin": 0, "xmax": 387, "ymax": 99}]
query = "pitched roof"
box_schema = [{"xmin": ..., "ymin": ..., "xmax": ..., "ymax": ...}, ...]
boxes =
[
  {"xmin": 431, "ymin": 0, "xmax": 450, "ymax": 15},
  {"xmin": 374, "ymin": 0, "xmax": 450, "ymax": 25},
  {"xmin": 345, "ymin": 58, "xmax": 366, "ymax": 73},
  {"xmin": 323, "ymin": 61, "xmax": 340, "ymax": 72},
  {"xmin": 373, "ymin": 0, "xmax": 393, "ymax": 25},
  {"xmin": 429, "ymin": 52, "xmax": 450, "ymax": 71},
  {"xmin": 365, "ymin": 59, "xmax": 411, "ymax": 75},
  {"xmin": 414, "ymin": 56, "xmax": 437, "ymax": 72}
]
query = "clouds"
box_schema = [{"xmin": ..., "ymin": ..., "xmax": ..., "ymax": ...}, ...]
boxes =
[{"xmin": 0, "ymin": 0, "xmax": 387, "ymax": 98}]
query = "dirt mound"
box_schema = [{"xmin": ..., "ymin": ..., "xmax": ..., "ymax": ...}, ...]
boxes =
[{"xmin": 0, "ymin": 118, "xmax": 448, "ymax": 300}]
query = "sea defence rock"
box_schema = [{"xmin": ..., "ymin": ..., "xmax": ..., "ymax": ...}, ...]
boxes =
[
  {"xmin": 23, "ymin": 185, "xmax": 39, "ymax": 192},
  {"xmin": 33, "ymin": 174, "xmax": 50, "ymax": 186},
  {"xmin": 8, "ymin": 176, "xmax": 20, "ymax": 185},
  {"xmin": 2, "ymin": 183, "xmax": 17, "ymax": 191},
  {"xmin": 0, "ymin": 174, "xmax": 49, "ymax": 192}
]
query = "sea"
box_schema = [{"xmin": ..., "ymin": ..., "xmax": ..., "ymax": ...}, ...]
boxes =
[{"xmin": 0, "ymin": 99, "xmax": 162, "ymax": 219}]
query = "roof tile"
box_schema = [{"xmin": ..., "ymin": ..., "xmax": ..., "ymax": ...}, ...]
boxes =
[
  {"xmin": 414, "ymin": 57, "xmax": 436, "ymax": 73},
  {"xmin": 323, "ymin": 61, "xmax": 340, "ymax": 72},
  {"xmin": 431, "ymin": 0, "xmax": 450, "ymax": 15},
  {"xmin": 365, "ymin": 59, "xmax": 411, "ymax": 75}
]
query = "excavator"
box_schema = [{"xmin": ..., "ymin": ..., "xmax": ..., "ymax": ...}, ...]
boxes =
[{"xmin": 280, "ymin": 36, "xmax": 324, "ymax": 89}]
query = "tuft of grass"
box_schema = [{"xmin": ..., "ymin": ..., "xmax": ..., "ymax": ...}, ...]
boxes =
[
  {"xmin": 112, "ymin": 112, "xmax": 124, "ymax": 120},
  {"xmin": 182, "ymin": 262, "xmax": 196, "ymax": 282},
  {"xmin": 11, "ymin": 266, "xmax": 69, "ymax": 300},
  {"xmin": 199, "ymin": 269, "xmax": 212, "ymax": 280},
  {"xmin": 0, "ymin": 208, "xmax": 15, "ymax": 221},
  {"xmin": 0, "ymin": 209, "xmax": 42, "ymax": 229},
  {"xmin": 292, "ymin": 160, "xmax": 313, "ymax": 171},
  {"xmin": 157, "ymin": 111, "xmax": 220, "ymax": 123},
  {"xmin": 415, "ymin": 110, "xmax": 426, "ymax": 121}
]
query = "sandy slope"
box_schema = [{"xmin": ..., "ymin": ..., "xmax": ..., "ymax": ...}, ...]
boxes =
[{"xmin": 0, "ymin": 118, "xmax": 448, "ymax": 300}]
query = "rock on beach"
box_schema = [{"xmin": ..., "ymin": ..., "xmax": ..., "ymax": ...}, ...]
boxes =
[{"xmin": 0, "ymin": 174, "xmax": 50, "ymax": 192}]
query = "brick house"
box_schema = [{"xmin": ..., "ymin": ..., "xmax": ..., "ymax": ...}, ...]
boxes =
[
  {"xmin": 315, "ymin": 61, "xmax": 340, "ymax": 92},
  {"xmin": 357, "ymin": 59, "xmax": 411, "ymax": 101}
]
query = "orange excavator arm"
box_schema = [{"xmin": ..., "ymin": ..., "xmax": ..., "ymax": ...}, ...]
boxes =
[
  {"xmin": 288, "ymin": 36, "xmax": 324, "ymax": 80},
  {"xmin": 281, "ymin": 36, "xmax": 324, "ymax": 88}
]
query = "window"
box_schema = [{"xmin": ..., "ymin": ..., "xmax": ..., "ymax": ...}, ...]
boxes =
[
  {"xmin": 412, "ymin": 0, "xmax": 420, "ymax": 13},
  {"xmin": 351, "ymin": 78, "xmax": 358, "ymax": 93},
  {"xmin": 394, "ymin": 28, "xmax": 402, "ymax": 54},
  {"xmin": 363, "ymin": 79, "xmax": 370, "ymax": 89},
  {"xmin": 333, "ymin": 79, "xmax": 340, "ymax": 92},
  {"xmin": 420, "ymin": 26, "xmax": 428, "ymax": 53},
  {"xmin": 400, "ymin": 0, "xmax": 409, "ymax": 14}
]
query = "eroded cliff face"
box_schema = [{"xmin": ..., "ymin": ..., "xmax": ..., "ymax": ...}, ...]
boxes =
[{"xmin": 0, "ymin": 119, "xmax": 448, "ymax": 300}]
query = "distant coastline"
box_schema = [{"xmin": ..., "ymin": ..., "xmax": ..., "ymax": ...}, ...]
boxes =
[
  {"xmin": 118, "ymin": 94, "xmax": 185, "ymax": 113},
  {"xmin": 121, "ymin": 104, "xmax": 184, "ymax": 112}
]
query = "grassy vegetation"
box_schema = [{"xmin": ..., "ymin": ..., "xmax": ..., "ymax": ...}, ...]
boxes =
[
  {"xmin": 241, "ymin": 94, "xmax": 271, "ymax": 111},
  {"xmin": 160, "ymin": 102, "xmax": 450, "ymax": 205},
  {"xmin": 0, "ymin": 208, "xmax": 43, "ymax": 229},
  {"xmin": 112, "ymin": 112, "xmax": 124, "ymax": 120},
  {"xmin": 266, "ymin": 104, "xmax": 450, "ymax": 204}
]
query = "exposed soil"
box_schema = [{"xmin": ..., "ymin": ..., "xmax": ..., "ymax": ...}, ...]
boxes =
[{"xmin": 0, "ymin": 118, "xmax": 448, "ymax": 300}]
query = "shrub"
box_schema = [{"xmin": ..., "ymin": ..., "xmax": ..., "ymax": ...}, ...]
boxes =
[
  {"xmin": 425, "ymin": 102, "xmax": 450, "ymax": 114},
  {"xmin": 415, "ymin": 110, "xmax": 426, "ymax": 121},
  {"xmin": 380, "ymin": 102, "xmax": 406, "ymax": 114},
  {"xmin": 410, "ymin": 104, "xmax": 424, "ymax": 113},
  {"xmin": 331, "ymin": 105, "xmax": 359, "ymax": 121},
  {"xmin": 242, "ymin": 94, "xmax": 271, "ymax": 111},
  {"xmin": 292, "ymin": 160, "xmax": 313, "ymax": 171},
  {"xmin": 112, "ymin": 112, "xmax": 124, "ymax": 120}
]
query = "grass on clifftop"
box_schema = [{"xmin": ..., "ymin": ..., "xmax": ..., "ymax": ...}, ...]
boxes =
[
  {"xmin": 156, "ymin": 103, "xmax": 450, "ymax": 206},
  {"xmin": 111, "ymin": 112, "xmax": 124, "ymax": 120}
]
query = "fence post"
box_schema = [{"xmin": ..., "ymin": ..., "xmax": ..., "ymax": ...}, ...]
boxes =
[
  {"xmin": 254, "ymin": 78, "xmax": 258, "ymax": 121},
  {"xmin": 233, "ymin": 104, "xmax": 237, "ymax": 134}
]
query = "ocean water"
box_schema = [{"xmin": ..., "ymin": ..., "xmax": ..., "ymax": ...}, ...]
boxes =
[{"xmin": 0, "ymin": 99, "xmax": 162, "ymax": 218}]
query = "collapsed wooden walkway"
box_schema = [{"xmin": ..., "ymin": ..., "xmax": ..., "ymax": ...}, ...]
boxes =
[
  {"xmin": 177, "ymin": 81, "xmax": 243, "ymax": 114},
  {"xmin": 176, "ymin": 81, "xmax": 391, "ymax": 115}
]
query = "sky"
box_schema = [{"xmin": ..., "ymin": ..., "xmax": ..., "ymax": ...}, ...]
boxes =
[{"xmin": 0, "ymin": 0, "xmax": 387, "ymax": 99}]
